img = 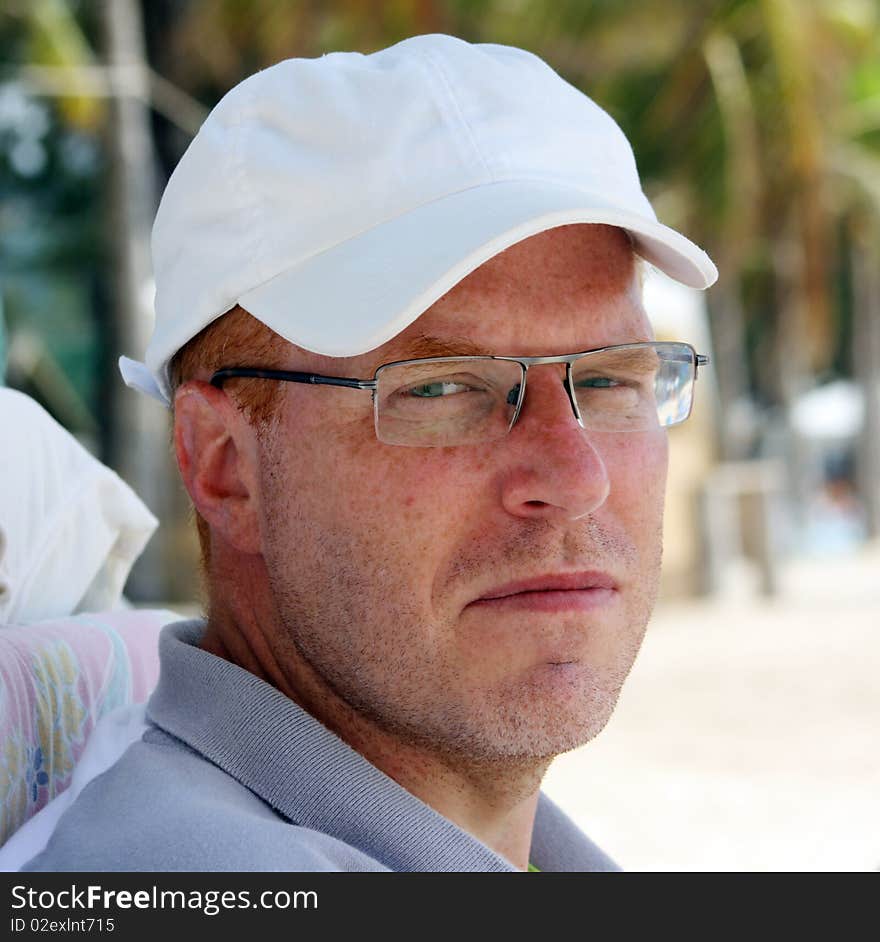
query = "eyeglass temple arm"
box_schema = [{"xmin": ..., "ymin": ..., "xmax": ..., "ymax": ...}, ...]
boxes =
[
  {"xmin": 210, "ymin": 367, "xmax": 375, "ymax": 390},
  {"xmin": 695, "ymin": 354, "xmax": 709, "ymax": 378}
]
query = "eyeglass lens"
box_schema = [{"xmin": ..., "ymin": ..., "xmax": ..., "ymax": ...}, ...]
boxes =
[{"xmin": 374, "ymin": 343, "xmax": 696, "ymax": 446}]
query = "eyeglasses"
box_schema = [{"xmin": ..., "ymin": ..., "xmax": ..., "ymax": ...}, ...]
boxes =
[{"xmin": 211, "ymin": 341, "xmax": 709, "ymax": 448}]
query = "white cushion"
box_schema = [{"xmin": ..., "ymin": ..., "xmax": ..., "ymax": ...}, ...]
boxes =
[{"xmin": 0, "ymin": 389, "xmax": 157, "ymax": 623}]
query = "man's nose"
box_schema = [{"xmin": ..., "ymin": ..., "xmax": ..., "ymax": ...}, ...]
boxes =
[{"xmin": 499, "ymin": 366, "xmax": 610, "ymax": 522}]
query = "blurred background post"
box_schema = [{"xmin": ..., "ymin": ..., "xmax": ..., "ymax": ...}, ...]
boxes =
[{"xmin": 1, "ymin": 0, "xmax": 877, "ymax": 870}]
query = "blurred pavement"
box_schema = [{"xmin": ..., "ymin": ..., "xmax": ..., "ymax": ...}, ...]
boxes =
[{"xmin": 544, "ymin": 541, "xmax": 880, "ymax": 872}]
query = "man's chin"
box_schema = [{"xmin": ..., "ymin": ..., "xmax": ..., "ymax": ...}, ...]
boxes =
[
  {"xmin": 433, "ymin": 695, "xmax": 620, "ymax": 765},
  {"xmin": 497, "ymin": 715, "xmax": 614, "ymax": 762},
  {"xmin": 334, "ymin": 662, "xmax": 626, "ymax": 766}
]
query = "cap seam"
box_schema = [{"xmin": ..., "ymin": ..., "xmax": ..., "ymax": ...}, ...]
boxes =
[
  {"xmin": 418, "ymin": 49, "xmax": 494, "ymax": 183},
  {"xmin": 234, "ymin": 77, "xmax": 270, "ymax": 285}
]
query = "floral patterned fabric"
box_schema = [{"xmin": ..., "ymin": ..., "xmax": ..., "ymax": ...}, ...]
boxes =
[{"xmin": 0, "ymin": 610, "xmax": 173, "ymax": 845}]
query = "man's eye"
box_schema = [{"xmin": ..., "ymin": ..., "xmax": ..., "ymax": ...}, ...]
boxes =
[
  {"xmin": 577, "ymin": 376, "xmax": 620, "ymax": 389},
  {"xmin": 407, "ymin": 380, "xmax": 472, "ymax": 398}
]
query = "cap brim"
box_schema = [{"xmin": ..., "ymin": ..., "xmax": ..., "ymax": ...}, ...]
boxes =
[{"xmin": 237, "ymin": 178, "xmax": 717, "ymax": 358}]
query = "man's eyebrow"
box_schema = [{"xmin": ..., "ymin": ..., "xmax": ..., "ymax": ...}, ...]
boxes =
[
  {"xmin": 595, "ymin": 345, "xmax": 662, "ymax": 371},
  {"xmin": 375, "ymin": 334, "xmax": 493, "ymax": 365},
  {"xmin": 371, "ymin": 335, "xmax": 661, "ymax": 370}
]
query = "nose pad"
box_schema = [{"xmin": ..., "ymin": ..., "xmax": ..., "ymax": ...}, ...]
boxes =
[
  {"xmin": 564, "ymin": 363, "xmax": 585, "ymax": 428},
  {"xmin": 506, "ymin": 364, "xmax": 585, "ymax": 432}
]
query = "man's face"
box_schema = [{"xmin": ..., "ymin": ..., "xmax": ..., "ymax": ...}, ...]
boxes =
[{"xmin": 256, "ymin": 223, "xmax": 667, "ymax": 762}]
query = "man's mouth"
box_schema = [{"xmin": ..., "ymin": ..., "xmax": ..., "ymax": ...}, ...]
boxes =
[{"xmin": 469, "ymin": 571, "xmax": 618, "ymax": 612}]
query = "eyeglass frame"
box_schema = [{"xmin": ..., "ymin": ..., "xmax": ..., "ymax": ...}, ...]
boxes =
[{"xmin": 209, "ymin": 341, "xmax": 710, "ymax": 443}]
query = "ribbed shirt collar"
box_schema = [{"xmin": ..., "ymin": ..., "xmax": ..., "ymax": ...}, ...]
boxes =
[{"xmin": 147, "ymin": 619, "xmax": 613, "ymax": 872}]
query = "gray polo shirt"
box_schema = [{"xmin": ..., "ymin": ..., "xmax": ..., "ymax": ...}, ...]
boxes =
[{"xmin": 23, "ymin": 620, "xmax": 619, "ymax": 872}]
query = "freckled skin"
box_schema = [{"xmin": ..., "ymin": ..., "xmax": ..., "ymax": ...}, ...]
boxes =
[
  {"xmin": 254, "ymin": 224, "xmax": 666, "ymax": 756},
  {"xmin": 186, "ymin": 223, "xmax": 668, "ymax": 864}
]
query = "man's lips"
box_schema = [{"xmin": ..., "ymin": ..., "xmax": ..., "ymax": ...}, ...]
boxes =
[
  {"xmin": 476, "ymin": 570, "xmax": 618, "ymax": 600},
  {"xmin": 468, "ymin": 571, "xmax": 618, "ymax": 613}
]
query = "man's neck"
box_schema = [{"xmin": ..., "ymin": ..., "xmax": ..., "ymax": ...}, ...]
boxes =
[
  {"xmin": 201, "ymin": 590, "xmax": 548, "ymax": 871},
  {"xmin": 299, "ymin": 684, "xmax": 549, "ymax": 871}
]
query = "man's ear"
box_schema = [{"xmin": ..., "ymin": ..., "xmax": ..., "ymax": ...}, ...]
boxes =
[{"xmin": 173, "ymin": 380, "xmax": 263, "ymax": 555}]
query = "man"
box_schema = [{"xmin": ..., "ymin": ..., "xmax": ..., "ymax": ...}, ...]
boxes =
[{"xmin": 25, "ymin": 34, "xmax": 715, "ymax": 872}]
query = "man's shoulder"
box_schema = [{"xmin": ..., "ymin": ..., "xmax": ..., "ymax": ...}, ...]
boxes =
[{"xmin": 21, "ymin": 727, "xmax": 387, "ymax": 873}]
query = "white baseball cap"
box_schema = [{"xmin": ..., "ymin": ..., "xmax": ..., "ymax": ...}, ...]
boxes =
[{"xmin": 120, "ymin": 33, "xmax": 717, "ymax": 406}]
